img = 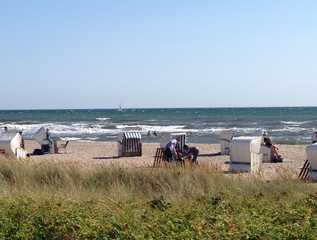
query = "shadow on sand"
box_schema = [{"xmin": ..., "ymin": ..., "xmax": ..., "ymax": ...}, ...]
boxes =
[
  {"xmin": 199, "ymin": 152, "xmax": 222, "ymax": 157},
  {"xmin": 93, "ymin": 156, "xmax": 120, "ymax": 160}
]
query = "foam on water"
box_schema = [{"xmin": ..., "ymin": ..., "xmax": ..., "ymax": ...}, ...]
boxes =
[
  {"xmin": 280, "ymin": 121, "xmax": 313, "ymax": 126},
  {"xmin": 96, "ymin": 118, "xmax": 111, "ymax": 121},
  {"xmin": 0, "ymin": 122, "xmax": 120, "ymax": 138},
  {"xmin": 1, "ymin": 107, "xmax": 317, "ymax": 143},
  {"xmin": 115, "ymin": 124, "xmax": 187, "ymax": 133}
]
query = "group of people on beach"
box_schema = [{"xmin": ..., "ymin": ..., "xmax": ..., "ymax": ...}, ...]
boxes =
[
  {"xmin": 2, "ymin": 126, "xmax": 55, "ymax": 155},
  {"xmin": 164, "ymin": 137, "xmax": 199, "ymax": 164},
  {"xmin": 164, "ymin": 132, "xmax": 286, "ymax": 165}
]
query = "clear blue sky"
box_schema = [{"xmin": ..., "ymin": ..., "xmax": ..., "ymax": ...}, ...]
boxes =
[{"xmin": 1, "ymin": 0, "xmax": 317, "ymax": 109}]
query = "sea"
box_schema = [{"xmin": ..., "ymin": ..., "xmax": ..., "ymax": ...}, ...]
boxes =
[{"xmin": 0, "ymin": 107, "xmax": 316, "ymax": 144}]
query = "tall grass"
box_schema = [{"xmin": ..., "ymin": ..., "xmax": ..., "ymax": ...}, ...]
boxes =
[{"xmin": 0, "ymin": 157, "xmax": 317, "ymax": 239}]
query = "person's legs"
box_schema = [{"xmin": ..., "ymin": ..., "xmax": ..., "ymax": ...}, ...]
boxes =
[
  {"xmin": 164, "ymin": 148, "xmax": 173, "ymax": 162},
  {"xmin": 271, "ymin": 146, "xmax": 282, "ymax": 162},
  {"xmin": 190, "ymin": 147, "xmax": 199, "ymax": 164}
]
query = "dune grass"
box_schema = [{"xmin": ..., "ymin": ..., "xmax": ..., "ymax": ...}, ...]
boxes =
[{"xmin": 0, "ymin": 158, "xmax": 317, "ymax": 239}]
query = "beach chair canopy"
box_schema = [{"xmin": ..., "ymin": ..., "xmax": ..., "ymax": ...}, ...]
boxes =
[
  {"xmin": 123, "ymin": 132, "xmax": 142, "ymax": 140},
  {"xmin": 170, "ymin": 133, "xmax": 187, "ymax": 153},
  {"xmin": 230, "ymin": 136, "xmax": 263, "ymax": 163},
  {"xmin": 0, "ymin": 131, "xmax": 27, "ymax": 159},
  {"xmin": 32, "ymin": 127, "xmax": 49, "ymax": 144},
  {"xmin": 306, "ymin": 143, "xmax": 317, "ymax": 170},
  {"xmin": 218, "ymin": 131, "xmax": 234, "ymax": 141},
  {"xmin": 218, "ymin": 131, "xmax": 235, "ymax": 155}
]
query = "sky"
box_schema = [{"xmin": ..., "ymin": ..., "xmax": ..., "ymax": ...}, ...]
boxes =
[{"xmin": 1, "ymin": 0, "xmax": 317, "ymax": 109}]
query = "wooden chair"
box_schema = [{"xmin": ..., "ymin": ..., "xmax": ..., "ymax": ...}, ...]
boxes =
[
  {"xmin": 153, "ymin": 147, "xmax": 185, "ymax": 168},
  {"xmin": 153, "ymin": 147, "xmax": 166, "ymax": 167},
  {"xmin": 58, "ymin": 140, "xmax": 70, "ymax": 153},
  {"xmin": 299, "ymin": 159, "xmax": 311, "ymax": 181}
]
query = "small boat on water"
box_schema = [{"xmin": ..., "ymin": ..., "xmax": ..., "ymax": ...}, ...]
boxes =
[{"xmin": 118, "ymin": 104, "xmax": 124, "ymax": 112}]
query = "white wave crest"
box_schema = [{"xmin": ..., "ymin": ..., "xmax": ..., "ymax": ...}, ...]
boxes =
[
  {"xmin": 281, "ymin": 121, "xmax": 312, "ymax": 126},
  {"xmin": 115, "ymin": 125, "xmax": 187, "ymax": 133},
  {"xmin": 96, "ymin": 118, "xmax": 111, "ymax": 121},
  {"xmin": 0, "ymin": 123, "xmax": 121, "ymax": 138},
  {"xmin": 271, "ymin": 126, "xmax": 308, "ymax": 133}
]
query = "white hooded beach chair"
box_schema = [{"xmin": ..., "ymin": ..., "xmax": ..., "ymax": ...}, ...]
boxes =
[
  {"xmin": 229, "ymin": 136, "xmax": 264, "ymax": 173},
  {"xmin": 218, "ymin": 131, "xmax": 234, "ymax": 155},
  {"xmin": 302, "ymin": 143, "xmax": 317, "ymax": 181},
  {"xmin": 32, "ymin": 127, "xmax": 57, "ymax": 154},
  {"xmin": 0, "ymin": 132, "xmax": 28, "ymax": 159}
]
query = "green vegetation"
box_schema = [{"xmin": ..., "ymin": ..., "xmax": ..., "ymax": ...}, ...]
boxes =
[{"xmin": 0, "ymin": 158, "xmax": 317, "ymax": 239}]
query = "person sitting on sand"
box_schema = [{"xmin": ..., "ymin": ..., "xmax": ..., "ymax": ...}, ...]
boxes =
[
  {"xmin": 312, "ymin": 132, "xmax": 317, "ymax": 144},
  {"xmin": 164, "ymin": 138, "xmax": 181, "ymax": 162},
  {"xmin": 183, "ymin": 144, "xmax": 199, "ymax": 164},
  {"xmin": 263, "ymin": 136, "xmax": 283, "ymax": 162},
  {"xmin": 41, "ymin": 128, "xmax": 54, "ymax": 153}
]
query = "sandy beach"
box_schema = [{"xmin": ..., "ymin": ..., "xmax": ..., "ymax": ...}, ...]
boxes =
[{"xmin": 22, "ymin": 140, "xmax": 306, "ymax": 178}]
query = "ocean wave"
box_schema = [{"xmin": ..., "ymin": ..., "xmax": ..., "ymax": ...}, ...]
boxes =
[
  {"xmin": 0, "ymin": 123, "xmax": 121, "ymax": 138},
  {"xmin": 280, "ymin": 121, "xmax": 312, "ymax": 126},
  {"xmin": 115, "ymin": 124, "xmax": 188, "ymax": 133},
  {"xmin": 271, "ymin": 126, "xmax": 308, "ymax": 133},
  {"xmin": 60, "ymin": 137, "xmax": 82, "ymax": 141},
  {"xmin": 115, "ymin": 125, "xmax": 264, "ymax": 134},
  {"xmin": 96, "ymin": 118, "xmax": 111, "ymax": 121},
  {"xmin": 1, "ymin": 121, "xmax": 311, "ymax": 143}
]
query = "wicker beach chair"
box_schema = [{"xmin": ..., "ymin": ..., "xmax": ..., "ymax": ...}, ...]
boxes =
[
  {"xmin": 153, "ymin": 147, "xmax": 185, "ymax": 168},
  {"xmin": 298, "ymin": 160, "xmax": 311, "ymax": 181},
  {"xmin": 118, "ymin": 132, "xmax": 142, "ymax": 157}
]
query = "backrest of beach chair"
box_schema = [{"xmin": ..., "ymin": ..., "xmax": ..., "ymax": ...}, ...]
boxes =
[
  {"xmin": 0, "ymin": 132, "xmax": 25, "ymax": 158},
  {"xmin": 170, "ymin": 133, "xmax": 186, "ymax": 153},
  {"xmin": 219, "ymin": 131, "xmax": 234, "ymax": 155},
  {"xmin": 153, "ymin": 147, "xmax": 165, "ymax": 167},
  {"xmin": 121, "ymin": 132, "xmax": 142, "ymax": 157},
  {"xmin": 299, "ymin": 160, "xmax": 311, "ymax": 181},
  {"xmin": 306, "ymin": 143, "xmax": 317, "ymax": 170},
  {"xmin": 230, "ymin": 136, "xmax": 263, "ymax": 164}
]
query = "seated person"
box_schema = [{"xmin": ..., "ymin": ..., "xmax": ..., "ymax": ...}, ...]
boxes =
[
  {"xmin": 312, "ymin": 132, "xmax": 317, "ymax": 144},
  {"xmin": 164, "ymin": 139, "xmax": 181, "ymax": 162},
  {"xmin": 263, "ymin": 136, "xmax": 283, "ymax": 162},
  {"xmin": 41, "ymin": 128, "xmax": 54, "ymax": 153},
  {"xmin": 183, "ymin": 144, "xmax": 199, "ymax": 164}
]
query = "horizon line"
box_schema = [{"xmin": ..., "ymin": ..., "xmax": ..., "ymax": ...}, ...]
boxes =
[{"xmin": 0, "ymin": 105, "xmax": 317, "ymax": 111}]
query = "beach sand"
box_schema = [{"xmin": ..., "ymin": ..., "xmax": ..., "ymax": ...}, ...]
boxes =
[{"xmin": 22, "ymin": 140, "xmax": 306, "ymax": 178}]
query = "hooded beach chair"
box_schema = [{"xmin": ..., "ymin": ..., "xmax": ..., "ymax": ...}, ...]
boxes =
[
  {"xmin": 300, "ymin": 143, "xmax": 317, "ymax": 181},
  {"xmin": 229, "ymin": 136, "xmax": 264, "ymax": 173},
  {"xmin": 32, "ymin": 127, "xmax": 58, "ymax": 154},
  {"xmin": 170, "ymin": 133, "xmax": 187, "ymax": 153},
  {"xmin": 0, "ymin": 132, "xmax": 28, "ymax": 159},
  {"xmin": 218, "ymin": 131, "xmax": 234, "ymax": 155},
  {"xmin": 118, "ymin": 132, "xmax": 142, "ymax": 157}
]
